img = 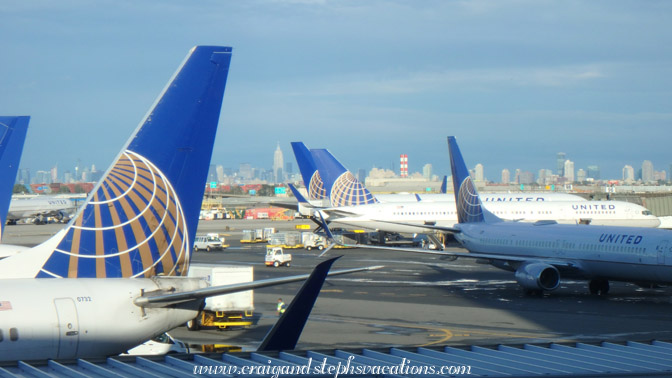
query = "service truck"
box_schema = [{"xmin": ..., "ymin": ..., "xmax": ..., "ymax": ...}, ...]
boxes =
[
  {"xmin": 265, "ymin": 247, "xmax": 292, "ymax": 267},
  {"xmin": 186, "ymin": 264, "xmax": 255, "ymax": 330},
  {"xmin": 302, "ymin": 232, "xmax": 328, "ymax": 251}
]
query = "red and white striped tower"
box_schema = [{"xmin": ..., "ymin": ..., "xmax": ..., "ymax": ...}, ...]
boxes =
[{"xmin": 400, "ymin": 154, "xmax": 408, "ymax": 178}]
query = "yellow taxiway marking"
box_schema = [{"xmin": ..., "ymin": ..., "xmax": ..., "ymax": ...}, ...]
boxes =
[{"xmin": 320, "ymin": 289, "xmax": 343, "ymax": 293}]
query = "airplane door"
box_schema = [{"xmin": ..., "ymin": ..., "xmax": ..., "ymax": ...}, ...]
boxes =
[
  {"xmin": 656, "ymin": 240, "xmax": 669, "ymax": 265},
  {"xmin": 53, "ymin": 298, "xmax": 80, "ymax": 359}
]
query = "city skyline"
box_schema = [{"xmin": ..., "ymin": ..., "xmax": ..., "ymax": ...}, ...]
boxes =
[
  {"xmin": 18, "ymin": 142, "xmax": 669, "ymax": 188},
  {"xmin": 2, "ymin": 2, "xmax": 671, "ymax": 187}
]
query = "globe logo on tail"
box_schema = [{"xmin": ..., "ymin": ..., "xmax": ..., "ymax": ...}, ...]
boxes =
[
  {"xmin": 309, "ymin": 171, "xmax": 327, "ymax": 200},
  {"xmin": 330, "ymin": 172, "xmax": 378, "ymax": 207},
  {"xmin": 457, "ymin": 176, "xmax": 484, "ymax": 223},
  {"xmin": 37, "ymin": 151, "xmax": 189, "ymax": 278}
]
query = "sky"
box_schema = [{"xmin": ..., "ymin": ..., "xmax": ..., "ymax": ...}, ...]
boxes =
[{"xmin": 1, "ymin": 0, "xmax": 671, "ymax": 182}]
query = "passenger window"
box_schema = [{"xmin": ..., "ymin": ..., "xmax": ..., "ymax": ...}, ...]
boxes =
[{"xmin": 9, "ymin": 328, "xmax": 18, "ymax": 341}]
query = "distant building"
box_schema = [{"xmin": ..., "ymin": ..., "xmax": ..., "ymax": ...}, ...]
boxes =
[
  {"xmin": 556, "ymin": 152, "xmax": 566, "ymax": 176},
  {"xmin": 239, "ymin": 163, "xmax": 252, "ymax": 180},
  {"xmin": 563, "ymin": 160, "xmax": 575, "ymax": 183},
  {"xmin": 501, "ymin": 169, "xmax": 510, "ymax": 184},
  {"xmin": 587, "ymin": 165, "xmax": 600, "ymax": 180},
  {"xmin": 422, "ymin": 164, "xmax": 433, "ymax": 179},
  {"xmin": 273, "ymin": 143, "xmax": 284, "ymax": 183},
  {"xmin": 474, "ymin": 164, "xmax": 484, "ymax": 182},
  {"xmin": 537, "ymin": 169, "xmax": 553, "ymax": 186},
  {"xmin": 576, "ymin": 168, "xmax": 587, "ymax": 183},
  {"xmin": 642, "ymin": 160, "xmax": 654, "ymax": 182},
  {"xmin": 622, "ymin": 165, "xmax": 635, "ymax": 182},
  {"xmin": 519, "ymin": 171, "xmax": 535, "ymax": 185}
]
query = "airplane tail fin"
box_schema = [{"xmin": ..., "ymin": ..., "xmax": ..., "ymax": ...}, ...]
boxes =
[
  {"xmin": 291, "ymin": 142, "xmax": 326, "ymax": 200},
  {"xmin": 287, "ymin": 183, "xmax": 311, "ymax": 206},
  {"xmin": 310, "ymin": 149, "xmax": 378, "ymax": 207},
  {"xmin": 440, "ymin": 175, "xmax": 448, "ymax": 194},
  {"xmin": 0, "ymin": 46, "xmax": 232, "ymax": 279},
  {"xmin": 448, "ymin": 136, "xmax": 498, "ymax": 224},
  {"xmin": 0, "ymin": 116, "xmax": 29, "ymax": 239}
]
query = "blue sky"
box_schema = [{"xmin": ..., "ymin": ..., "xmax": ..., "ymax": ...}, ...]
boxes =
[{"xmin": 1, "ymin": 0, "xmax": 671, "ymax": 181}]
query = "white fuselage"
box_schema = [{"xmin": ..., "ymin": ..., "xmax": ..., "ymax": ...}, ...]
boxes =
[
  {"xmin": 372, "ymin": 192, "xmax": 586, "ymax": 203},
  {"xmin": 0, "ymin": 277, "xmax": 205, "ymax": 361},
  {"xmin": 7, "ymin": 197, "xmax": 76, "ymax": 221},
  {"xmin": 455, "ymin": 221, "xmax": 672, "ymax": 284},
  {"xmin": 323, "ymin": 200, "xmax": 660, "ymax": 234}
]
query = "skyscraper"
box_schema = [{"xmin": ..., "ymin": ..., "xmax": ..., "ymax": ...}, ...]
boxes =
[
  {"xmin": 422, "ymin": 163, "xmax": 433, "ymax": 179},
  {"xmin": 501, "ymin": 169, "xmax": 510, "ymax": 184},
  {"xmin": 474, "ymin": 164, "xmax": 484, "ymax": 182},
  {"xmin": 642, "ymin": 160, "xmax": 654, "ymax": 182},
  {"xmin": 586, "ymin": 165, "xmax": 600, "ymax": 180},
  {"xmin": 273, "ymin": 142, "xmax": 284, "ymax": 183},
  {"xmin": 622, "ymin": 165, "xmax": 635, "ymax": 182},
  {"xmin": 556, "ymin": 152, "xmax": 566, "ymax": 176},
  {"xmin": 563, "ymin": 160, "xmax": 575, "ymax": 183}
]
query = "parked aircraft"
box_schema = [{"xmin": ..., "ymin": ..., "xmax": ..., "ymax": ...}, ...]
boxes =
[
  {"xmin": 311, "ymin": 149, "xmax": 659, "ymax": 233},
  {"xmin": 326, "ymin": 136, "xmax": 672, "ymax": 296},
  {"xmin": 0, "ymin": 116, "xmax": 31, "ymax": 257},
  {"xmin": 7, "ymin": 195, "xmax": 76, "ymax": 225},
  {"xmin": 291, "ymin": 141, "xmax": 585, "ymax": 205},
  {"xmin": 0, "ymin": 46, "xmax": 375, "ymax": 361}
]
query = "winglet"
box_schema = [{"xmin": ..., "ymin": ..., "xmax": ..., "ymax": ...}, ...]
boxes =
[
  {"xmin": 287, "ymin": 183, "xmax": 310, "ymax": 205},
  {"xmin": 440, "ymin": 175, "xmax": 448, "ymax": 194},
  {"xmin": 257, "ymin": 256, "xmax": 341, "ymax": 351},
  {"xmin": 311, "ymin": 149, "xmax": 378, "ymax": 207},
  {"xmin": 0, "ymin": 116, "xmax": 29, "ymax": 240}
]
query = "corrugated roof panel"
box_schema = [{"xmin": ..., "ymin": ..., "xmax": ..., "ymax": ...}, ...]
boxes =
[
  {"xmin": 443, "ymin": 345, "xmax": 537, "ymax": 376},
  {"xmin": 496, "ymin": 345, "xmax": 594, "ymax": 375},
  {"xmin": 522, "ymin": 344, "xmax": 628, "ymax": 374},
  {"xmin": 470, "ymin": 345, "xmax": 570, "ymax": 375},
  {"xmin": 5, "ymin": 340, "xmax": 672, "ymax": 377},
  {"xmin": 550, "ymin": 343, "xmax": 658, "ymax": 373}
]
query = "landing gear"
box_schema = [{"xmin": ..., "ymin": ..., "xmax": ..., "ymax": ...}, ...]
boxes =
[{"xmin": 589, "ymin": 279, "xmax": 610, "ymax": 295}]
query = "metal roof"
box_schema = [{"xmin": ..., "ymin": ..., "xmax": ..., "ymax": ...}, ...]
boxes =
[{"xmin": 2, "ymin": 340, "xmax": 672, "ymax": 377}]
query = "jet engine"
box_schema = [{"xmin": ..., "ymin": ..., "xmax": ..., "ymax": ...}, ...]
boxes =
[{"xmin": 514, "ymin": 262, "xmax": 560, "ymax": 291}]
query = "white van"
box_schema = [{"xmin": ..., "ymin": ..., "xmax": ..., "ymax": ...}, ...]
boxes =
[{"xmin": 193, "ymin": 235, "xmax": 223, "ymax": 252}]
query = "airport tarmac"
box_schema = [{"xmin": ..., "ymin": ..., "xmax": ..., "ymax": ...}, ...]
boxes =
[{"xmin": 5, "ymin": 219, "xmax": 672, "ymax": 352}]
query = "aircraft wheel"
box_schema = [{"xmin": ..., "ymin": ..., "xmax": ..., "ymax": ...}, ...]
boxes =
[
  {"xmin": 589, "ymin": 279, "xmax": 610, "ymax": 295},
  {"xmin": 187, "ymin": 319, "xmax": 200, "ymax": 331}
]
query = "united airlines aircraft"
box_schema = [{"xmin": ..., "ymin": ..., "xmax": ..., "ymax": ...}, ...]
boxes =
[
  {"xmin": 329, "ymin": 137, "xmax": 672, "ymax": 296},
  {"xmin": 313, "ymin": 149, "xmax": 659, "ymax": 233},
  {"xmin": 0, "ymin": 46, "xmax": 372, "ymax": 361},
  {"xmin": 291, "ymin": 141, "xmax": 585, "ymax": 205}
]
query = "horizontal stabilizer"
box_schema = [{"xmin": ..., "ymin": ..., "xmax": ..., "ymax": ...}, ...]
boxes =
[{"xmin": 134, "ymin": 263, "xmax": 382, "ymax": 308}]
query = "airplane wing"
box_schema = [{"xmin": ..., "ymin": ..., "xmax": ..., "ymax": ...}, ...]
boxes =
[
  {"xmin": 134, "ymin": 258, "xmax": 382, "ymax": 308},
  {"xmin": 370, "ymin": 219, "xmax": 461, "ymax": 233}
]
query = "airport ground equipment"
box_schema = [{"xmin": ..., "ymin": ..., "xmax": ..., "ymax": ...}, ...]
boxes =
[
  {"xmin": 266, "ymin": 247, "xmax": 292, "ymax": 267},
  {"xmin": 303, "ymin": 232, "xmax": 328, "ymax": 251},
  {"xmin": 186, "ymin": 265, "xmax": 255, "ymax": 330},
  {"xmin": 193, "ymin": 234, "xmax": 226, "ymax": 252},
  {"xmin": 240, "ymin": 227, "xmax": 275, "ymax": 243}
]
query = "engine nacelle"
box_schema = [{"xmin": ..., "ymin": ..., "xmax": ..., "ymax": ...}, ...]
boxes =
[{"xmin": 514, "ymin": 262, "xmax": 560, "ymax": 291}]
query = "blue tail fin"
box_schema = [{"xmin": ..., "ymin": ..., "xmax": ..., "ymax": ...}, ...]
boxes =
[
  {"xmin": 287, "ymin": 183, "xmax": 309, "ymax": 204},
  {"xmin": 440, "ymin": 175, "xmax": 448, "ymax": 194},
  {"xmin": 290, "ymin": 142, "xmax": 326, "ymax": 200},
  {"xmin": 310, "ymin": 149, "xmax": 378, "ymax": 207},
  {"xmin": 0, "ymin": 46, "xmax": 233, "ymax": 279},
  {"xmin": 0, "ymin": 116, "xmax": 29, "ymax": 239},
  {"xmin": 447, "ymin": 136, "xmax": 487, "ymax": 224}
]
